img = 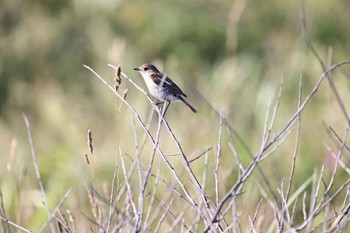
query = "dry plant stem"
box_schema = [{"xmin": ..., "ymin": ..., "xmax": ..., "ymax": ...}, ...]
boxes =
[
  {"xmin": 98, "ymin": 206, "xmax": 103, "ymax": 233},
  {"xmin": 215, "ymin": 113, "xmax": 223, "ymax": 212},
  {"xmin": 104, "ymin": 160, "xmax": 134, "ymax": 219},
  {"xmin": 222, "ymin": 222, "xmax": 235, "ymax": 233},
  {"xmin": 160, "ymin": 116, "xmax": 214, "ymax": 223},
  {"xmin": 249, "ymin": 199, "xmax": 263, "ymax": 233},
  {"xmin": 148, "ymin": 182, "xmax": 177, "ymax": 228},
  {"xmin": 220, "ymin": 191, "xmax": 243, "ymax": 221},
  {"xmin": 322, "ymin": 197, "xmax": 330, "ymax": 233},
  {"xmin": 0, "ymin": 191, "xmax": 10, "ymax": 233},
  {"xmin": 193, "ymin": 202, "xmax": 204, "ymax": 233},
  {"xmin": 261, "ymin": 95, "xmax": 272, "ymax": 150},
  {"xmin": 302, "ymin": 191, "xmax": 307, "ymax": 222},
  {"xmin": 255, "ymin": 93, "xmax": 281, "ymax": 203},
  {"xmin": 188, "ymin": 147, "xmax": 213, "ymax": 164},
  {"xmin": 180, "ymin": 219, "xmax": 186, "ymax": 233},
  {"xmin": 22, "ymin": 113, "xmax": 56, "ymax": 233},
  {"xmin": 143, "ymin": 164, "xmax": 161, "ymax": 231},
  {"xmin": 290, "ymin": 195, "xmax": 299, "ymax": 226},
  {"xmin": 86, "ymin": 129, "xmax": 97, "ymax": 229},
  {"xmin": 296, "ymin": 178, "xmax": 350, "ymax": 231},
  {"xmin": 259, "ymin": 129, "xmax": 292, "ymax": 162},
  {"xmin": 106, "ymin": 161, "xmax": 118, "ymax": 233},
  {"xmin": 123, "ymin": 154, "xmax": 190, "ymax": 204},
  {"xmin": 321, "ymin": 130, "xmax": 349, "ymax": 216},
  {"xmin": 303, "ymin": 170, "xmax": 349, "ymax": 231},
  {"xmin": 281, "ymin": 75, "xmax": 303, "ymax": 231},
  {"xmin": 201, "ymin": 153, "xmax": 210, "ymax": 200},
  {"xmin": 305, "ymin": 167, "xmax": 324, "ymax": 232},
  {"xmin": 38, "ymin": 188, "xmax": 72, "ymax": 233},
  {"xmin": 129, "ymin": 105, "xmax": 146, "ymax": 233},
  {"xmin": 256, "ymin": 181, "xmax": 288, "ymax": 232},
  {"xmin": 136, "ymin": 102, "xmax": 167, "ymax": 231},
  {"xmin": 119, "ymin": 149, "xmax": 138, "ymax": 223},
  {"xmin": 167, "ymin": 205, "xmax": 191, "ymax": 233},
  {"xmin": 277, "ymin": 179, "xmax": 288, "ymax": 229},
  {"xmin": 285, "ymin": 75, "xmax": 303, "ymax": 204},
  {"xmin": 328, "ymin": 194, "xmax": 350, "ymax": 232},
  {"xmin": 231, "ymin": 197, "xmax": 239, "ymax": 233},
  {"xmin": 326, "ymin": 145, "xmax": 350, "ymax": 175},
  {"xmin": 0, "ymin": 216, "xmax": 32, "ymax": 233},
  {"xmin": 255, "ymin": 180, "xmax": 283, "ymax": 232},
  {"xmin": 57, "ymin": 209, "xmax": 70, "ymax": 233},
  {"xmin": 84, "ymin": 65, "xmax": 209, "ymax": 223},
  {"xmin": 228, "ymin": 139, "xmax": 244, "ymax": 175},
  {"xmin": 325, "ymin": 120, "xmax": 350, "ymax": 196},
  {"xmin": 273, "ymin": 209, "xmax": 282, "ymax": 233},
  {"xmin": 134, "ymin": 136, "xmax": 144, "ymax": 232},
  {"xmin": 193, "ymin": 153, "xmax": 210, "ymax": 233},
  {"xmin": 327, "ymin": 127, "xmax": 350, "ymax": 152},
  {"xmin": 266, "ymin": 75, "xmax": 284, "ymax": 144},
  {"xmin": 153, "ymin": 198, "xmax": 174, "ymax": 233},
  {"xmin": 123, "ymin": 157, "xmax": 197, "ymax": 230},
  {"xmin": 56, "ymin": 215, "xmax": 70, "ymax": 233}
]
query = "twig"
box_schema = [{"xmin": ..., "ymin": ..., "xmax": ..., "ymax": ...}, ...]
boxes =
[
  {"xmin": 249, "ymin": 199, "xmax": 263, "ymax": 233},
  {"xmin": 106, "ymin": 161, "xmax": 118, "ymax": 233},
  {"xmin": 283, "ymin": 74, "xmax": 303, "ymax": 229},
  {"xmin": 0, "ymin": 190, "xmax": 10, "ymax": 233},
  {"xmin": 154, "ymin": 198, "xmax": 174, "ymax": 233},
  {"xmin": 215, "ymin": 113, "xmax": 223, "ymax": 208},
  {"xmin": 22, "ymin": 113, "xmax": 56, "ymax": 233},
  {"xmin": 188, "ymin": 147, "xmax": 213, "ymax": 163},
  {"xmin": 119, "ymin": 148, "xmax": 138, "ymax": 226},
  {"xmin": 38, "ymin": 188, "xmax": 72, "ymax": 233},
  {"xmin": 0, "ymin": 216, "xmax": 32, "ymax": 233},
  {"xmin": 143, "ymin": 163, "xmax": 162, "ymax": 231}
]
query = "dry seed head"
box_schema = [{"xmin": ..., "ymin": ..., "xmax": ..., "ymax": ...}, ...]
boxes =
[
  {"xmin": 67, "ymin": 209, "xmax": 77, "ymax": 233},
  {"xmin": 86, "ymin": 187, "xmax": 98, "ymax": 221},
  {"xmin": 58, "ymin": 221, "xmax": 64, "ymax": 233},
  {"xmin": 116, "ymin": 65, "xmax": 121, "ymax": 82},
  {"xmin": 114, "ymin": 83, "xmax": 119, "ymax": 92},
  {"xmin": 122, "ymin": 89, "xmax": 128, "ymax": 100},
  {"xmin": 84, "ymin": 153, "xmax": 90, "ymax": 164},
  {"xmin": 114, "ymin": 65, "xmax": 122, "ymax": 91},
  {"xmin": 87, "ymin": 129, "xmax": 93, "ymax": 154},
  {"xmin": 57, "ymin": 209, "xmax": 69, "ymax": 232}
]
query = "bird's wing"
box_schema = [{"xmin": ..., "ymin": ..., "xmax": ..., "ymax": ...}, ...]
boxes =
[
  {"xmin": 150, "ymin": 73, "xmax": 187, "ymax": 97},
  {"xmin": 163, "ymin": 76, "xmax": 187, "ymax": 97}
]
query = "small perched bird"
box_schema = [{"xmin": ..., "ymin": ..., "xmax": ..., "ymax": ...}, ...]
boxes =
[{"xmin": 133, "ymin": 63, "xmax": 197, "ymax": 113}]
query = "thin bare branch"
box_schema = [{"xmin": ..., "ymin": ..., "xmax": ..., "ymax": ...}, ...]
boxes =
[{"xmin": 22, "ymin": 113, "xmax": 56, "ymax": 233}]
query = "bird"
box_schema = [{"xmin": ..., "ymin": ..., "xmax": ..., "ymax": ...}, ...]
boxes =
[{"xmin": 133, "ymin": 63, "xmax": 197, "ymax": 113}]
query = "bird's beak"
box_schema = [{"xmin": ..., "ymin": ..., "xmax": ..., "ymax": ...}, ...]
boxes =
[{"xmin": 133, "ymin": 67, "xmax": 140, "ymax": 71}]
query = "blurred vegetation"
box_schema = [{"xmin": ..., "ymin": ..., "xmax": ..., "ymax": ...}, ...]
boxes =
[{"xmin": 1, "ymin": 0, "xmax": 350, "ymax": 231}]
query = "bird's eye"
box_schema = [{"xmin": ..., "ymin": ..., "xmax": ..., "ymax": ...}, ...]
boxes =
[{"xmin": 144, "ymin": 67, "xmax": 149, "ymax": 71}]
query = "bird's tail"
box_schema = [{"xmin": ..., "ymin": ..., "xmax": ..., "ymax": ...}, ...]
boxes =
[{"xmin": 179, "ymin": 96, "xmax": 197, "ymax": 113}]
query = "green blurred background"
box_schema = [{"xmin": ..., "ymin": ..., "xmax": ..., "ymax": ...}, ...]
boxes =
[{"xmin": 1, "ymin": 0, "xmax": 350, "ymax": 230}]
